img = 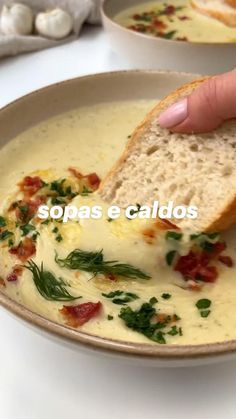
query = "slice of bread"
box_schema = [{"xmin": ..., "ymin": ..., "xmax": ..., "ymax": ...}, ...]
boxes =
[
  {"xmin": 191, "ymin": 0, "xmax": 236, "ymax": 27},
  {"xmin": 99, "ymin": 78, "xmax": 236, "ymax": 233}
]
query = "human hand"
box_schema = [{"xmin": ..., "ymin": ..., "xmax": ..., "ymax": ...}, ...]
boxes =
[{"xmin": 158, "ymin": 69, "xmax": 236, "ymax": 133}]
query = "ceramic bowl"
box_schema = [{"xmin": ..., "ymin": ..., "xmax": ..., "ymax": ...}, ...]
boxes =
[
  {"xmin": 1, "ymin": 70, "xmax": 236, "ymax": 367},
  {"xmin": 102, "ymin": 0, "xmax": 236, "ymax": 75}
]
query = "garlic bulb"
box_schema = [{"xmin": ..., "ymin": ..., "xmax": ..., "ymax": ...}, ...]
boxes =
[
  {"xmin": 0, "ymin": 3, "xmax": 34, "ymax": 36},
  {"xmin": 35, "ymin": 8, "xmax": 73, "ymax": 40}
]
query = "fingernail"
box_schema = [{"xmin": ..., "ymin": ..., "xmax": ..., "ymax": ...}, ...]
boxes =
[{"xmin": 158, "ymin": 98, "xmax": 188, "ymax": 128}]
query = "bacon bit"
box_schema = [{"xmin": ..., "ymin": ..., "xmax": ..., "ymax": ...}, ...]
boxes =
[
  {"xmin": 218, "ymin": 255, "xmax": 234, "ymax": 267},
  {"xmin": 143, "ymin": 228, "xmax": 156, "ymax": 239},
  {"xmin": 133, "ymin": 13, "xmax": 141, "ymax": 20},
  {"xmin": 186, "ymin": 280, "xmax": 203, "ymax": 291},
  {"xmin": 211, "ymin": 242, "xmax": 226, "ymax": 257},
  {"xmin": 179, "ymin": 15, "xmax": 189, "ymax": 20},
  {"xmin": 6, "ymin": 273, "xmax": 18, "ymax": 282},
  {"xmin": 0, "ymin": 278, "xmax": 5, "ymax": 287},
  {"xmin": 196, "ymin": 266, "xmax": 218, "ymax": 283},
  {"xmin": 13, "ymin": 265, "xmax": 23, "ymax": 276},
  {"xmin": 60, "ymin": 302, "xmax": 102, "ymax": 328},
  {"xmin": 86, "ymin": 173, "xmax": 101, "ymax": 190},
  {"xmin": 174, "ymin": 251, "xmax": 218, "ymax": 283},
  {"xmin": 176, "ymin": 36, "xmax": 188, "ymax": 41},
  {"xmin": 68, "ymin": 167, "xmax": 83, "ymax": 179},
  {"xmin": 15, "ymin": 196, "xmax": 45, "ymax": 223},
  {"xmin": 130, "ymin": 23, "xmax": 147, "ymax": 33},
  {"xmin": 155, "ymin": 313, "xmax": 169, "ymax": 324},
  {"xmin": 164, "ymin": 5, "xmax": 176, "ymax": 15},
  {"xmin": 152, "ymin": 19, "xmax": 167, "ymax": 29},
  {"xmin": 6, "ymin": 263, "xmax": 23, "ymax": 282},
  {"xmin": 9, "ymin": 237, "xmax": 36, "ymax": 262},
  {"xmin": 155, "ymin": 313, "xmax": 179, "ymax": 324},
  {"xmin": 18, "ymin": 176, "xmax": 43, "ymax": 198},
  {"xmin": 69, "ymin": 168, "xmax": 101, "ymax": 191},
  {"xmin": 105, "ymin": 273, "xmax": 117, "ymax": 281}
]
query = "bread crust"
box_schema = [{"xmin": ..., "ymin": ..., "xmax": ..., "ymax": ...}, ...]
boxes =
[
  {"xmin": 99, "ymin": 76, "xmax": 236, "ymax": 233},
  {"xmin": 191, "ymin": 0, "xmax": 236, "ymax": 27},
  {"xmin": 205, "ymin": 197, "xmax": 236, "ymax": 232},
  {"xmin": 225, "ymin": 0, "xmax": 236, "ymax": 9}
]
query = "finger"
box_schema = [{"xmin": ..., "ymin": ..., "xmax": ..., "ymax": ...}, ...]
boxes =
[{"xmin": 158, "ymin": 69, "xmax": 236, "ymax": 134}]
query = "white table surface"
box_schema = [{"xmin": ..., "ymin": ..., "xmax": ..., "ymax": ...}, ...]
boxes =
[{"xmin": 0, "ymin": 26, "xmax": 236, "ymax": 419}]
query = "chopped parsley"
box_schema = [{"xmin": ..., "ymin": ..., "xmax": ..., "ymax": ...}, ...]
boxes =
[
  {"xmin": 119, "ymin": 298, "xmax": 181, "ymax": 344},
  {"xmin": 8, "ymin": 238, "xmax": 14, "ymax": 247},
  {"xmin": 41, "ymin": 219, "xmax": 51, "ymax": 225},
  {"xmin": 196, "ymin": 299, "xmax": 211, "ymax": 310},
  {"xmin": 162, "ymin": 30, "xmax": 177, "ymax": 39},
  {"xmin": 166, "ymin": 231, "xmax": 183, "ymax": 241},
  {"xmin": 51, "ymin": 197, "xmax": 66, "ymax": 206},
  {"xmin": 17, "ymin": 203, "xmax": 30, "ymax": 222},
  {"xmin": 200, "ymin": 310, "xmax": 211, "ymax": 318},
  {"xmin": 52, "ymin": 226, "xmax": 63, "ymax": 242},
  {"xmin": 0, "ymin": 216, "xmax": 6, "ymax": 227},
  {"xmin": 167, "ymin": 325, "xmax": 180, "ymax": 336},
  {"xmin": 48, "ymin": 179, "xmax": 77, "ymax": 205},
  {"xmin": 20, "ymin": 223, "xmax": 36, "ymax": 236},
  {"xmin": 162, "ymin": 293, "xmax": 171, "ymax": 300},
  {"xmin": 0, "ymin": 230, "xmax": 13, "ymax": 241},
  {"xmin": 191, "ymin": 232, "xmax": 220, "ymax": 242},
  {"xmin": 196, "ymin": 299, "xmax": 212, "ymax": 318},
  {"xmin": 80, "ymin": 186, "xmax": 92, "ymax": 197},
  {"xmin": 165, "ymin": 250, "xmax": 177, "ymax": 266},
  {"xmin": 102, "ymin": 290, "xmax": 139, "ymax": 305},
  {"xmin": 55, "ymin": 234, "xmax": 63, "ymax": 242},
  {"xmin": 107, "ymin": 315, "xmax": 114, "ymax": 321}
]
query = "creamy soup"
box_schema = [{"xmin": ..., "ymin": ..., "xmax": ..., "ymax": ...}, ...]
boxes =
[
  {"xmin": 115, "ymin": 0, "xmax": 236, "ymax": 43},
  {"xmin": 0, "ymin": 100, "xmax": 236, "ymax": 346}
]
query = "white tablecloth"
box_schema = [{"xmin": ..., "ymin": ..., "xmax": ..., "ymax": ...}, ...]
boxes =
[{"xmin": 0, "ymin": 26, "xmax": 235, "ymax": 419}]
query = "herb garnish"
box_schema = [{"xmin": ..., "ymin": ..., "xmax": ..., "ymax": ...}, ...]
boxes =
[
  {"xmin": 55, "ymin": 234, "xmax": 63, "ymax": 242},
  {"xmin": 200, "ymin": 310, "xmax": 211, "ymax": 318},
  {"xmin": 119, "ymin": 298, "xmax": 181, "ymax": 344},
  {"xmin": 0, "ymin": 216, "xmax": 6, "ymax": 227},
  {"xmin": 196, "ymin": 298, "xmax": 211, "ymax": 318},
  {"xmin": 190, "ymin": 232, "xmax": 220, "ymax": 242},
  {"xmin": 0, "ymin": 230, "xmax": 13, "ymax": 241},
  {"xmin": 162, "ymin": 293, "xmax": 171, "ymax": 300},
  {"xmin": 196, "ymin": 299, "xmax": 211, "ymax": 309},
  {"xmin": 166, "ymin": 231, "xmax": 183, "ymax": 241},
  {"xmin": 102, "ymin": 290, "xmax": 139, "ymax": 305},
  {"xmin": 80, "ymin": 186, "xmax": 92, "ymax": 197},
  {"xmin": 47, "ymin": 179, "xmax": 77, "ymax": 205},
  {"xmin": 55, "ymin": 249, "xmax": 151, "ymax": 280},
  {"xmin": 107, "ymin": 315, "xmax": 114, "ymax": 320},
  {"xmin": 162, "ymin": 30, "xmax": 177, "ymax": 39},
  {"xmin": 165, "ymin": 250, "xmax": 177, "ymax": 266},
  {"xmin": 20, "ymin": 223, "xmax": 36, "ymax": 236},
  {"xmin": 41, "ymin": 219, "xmax": 52, "ymax": 225},
  {"xmin": 52, "ymin": 226, "xmax": 63, "ymax": 242},
  {"xmin": 25, "ymin": 260, "xmax": 80, "ymax": 301}
]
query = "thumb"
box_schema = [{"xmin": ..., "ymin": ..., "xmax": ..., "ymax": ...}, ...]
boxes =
[{"xmin": 158, "ymin": 69, "xmax": 236, "ymax": 134}]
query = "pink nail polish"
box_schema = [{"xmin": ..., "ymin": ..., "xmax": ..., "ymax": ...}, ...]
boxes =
[{"xmin": 158, "ymin": 98, "xmax": 188, "ymax": 128}]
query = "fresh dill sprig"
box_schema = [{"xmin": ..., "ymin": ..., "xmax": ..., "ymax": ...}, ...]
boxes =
[
  {"xmin": 55, "ymin": 249, "xmax": 151, "ymax": 280},
  {"xmin": 25, "ymin": 260, "xmax": 81, "ymax": 301}
]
